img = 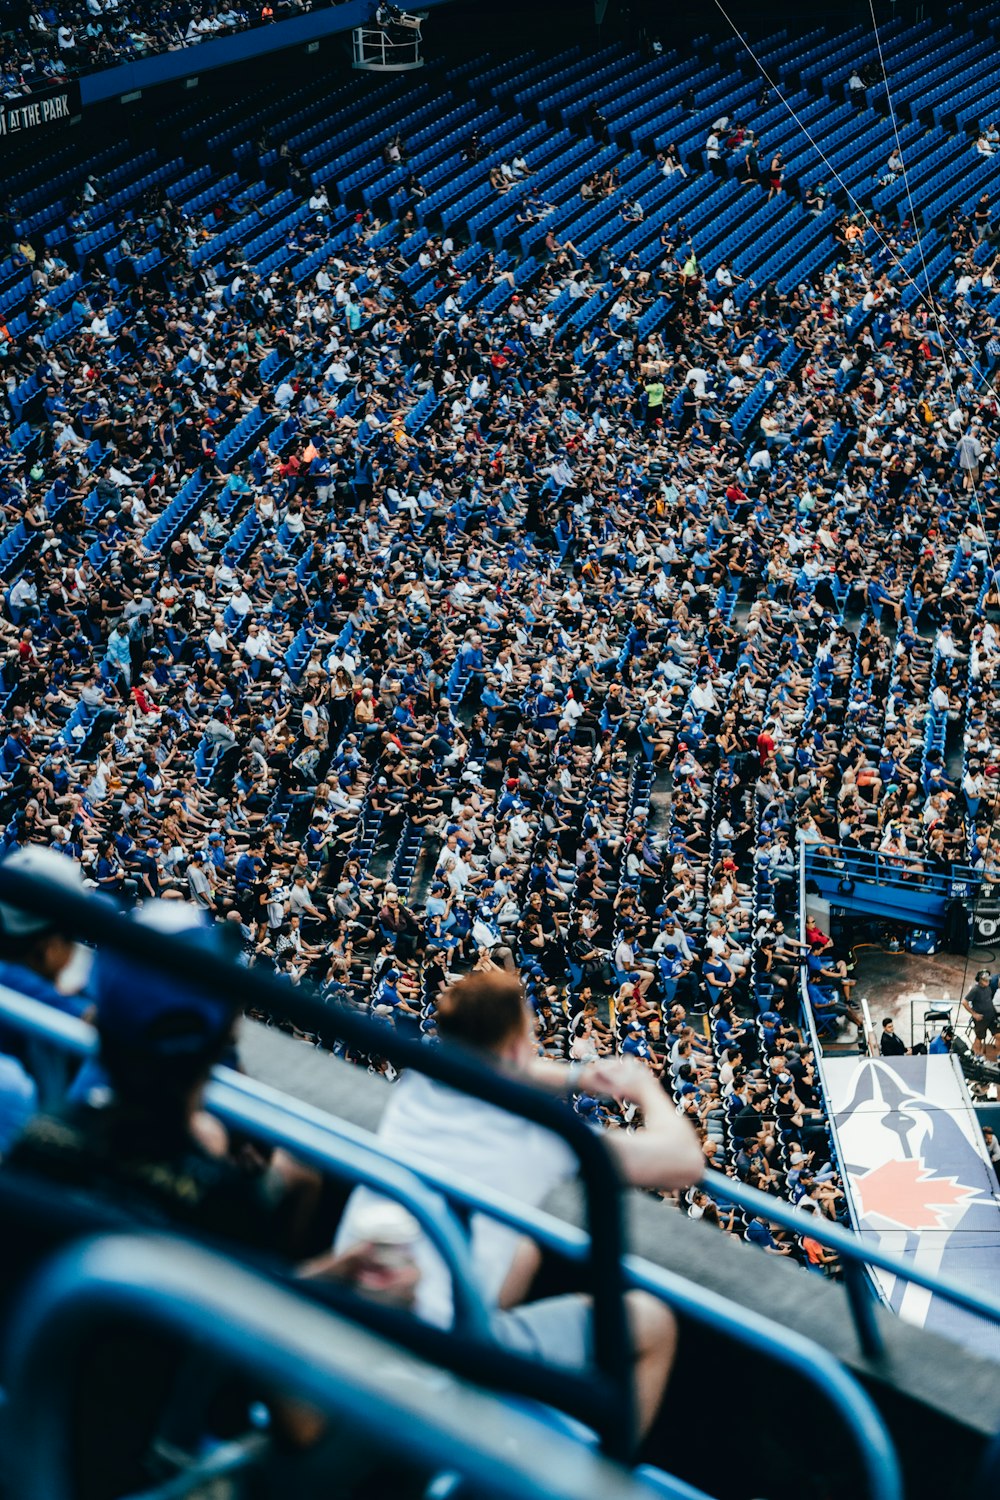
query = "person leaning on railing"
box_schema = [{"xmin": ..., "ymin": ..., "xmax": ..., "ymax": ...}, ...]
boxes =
[{"xmin": 331, "ymin": 969, "xmax": 704, "ymax": 1439}]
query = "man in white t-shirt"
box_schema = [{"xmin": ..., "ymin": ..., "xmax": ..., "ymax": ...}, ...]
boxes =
[{"xmin": 335, "ymin": 971, "xmax": 702, "ymax": 1437}]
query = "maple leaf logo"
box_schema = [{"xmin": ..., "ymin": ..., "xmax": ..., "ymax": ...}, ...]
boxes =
[{"xmin": 851, "ymin": 1158, "xmax": 982, "ymax": 1231}]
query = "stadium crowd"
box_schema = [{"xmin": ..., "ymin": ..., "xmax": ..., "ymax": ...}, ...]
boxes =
[
  {"xmin": 0, "ymin": 85, "xmax": 998, "ymax": 1269},
  {"xmin": 1, "ymin": 0, "xmax": 315, "ymax": 94}
]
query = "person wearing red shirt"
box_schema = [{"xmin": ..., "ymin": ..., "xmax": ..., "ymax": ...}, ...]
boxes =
[
  {"xmin": 17, "ymin": 629, "xmax": 37, "ymax": 671},
  {"xmin": 756, "ymin": 721, "xmax": 776, "ymax": 767}
]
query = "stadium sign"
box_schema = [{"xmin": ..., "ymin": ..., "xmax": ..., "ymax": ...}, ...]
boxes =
[{"xmin": 0, "ymin": 81, "xmax": 81, "ymax": 137}]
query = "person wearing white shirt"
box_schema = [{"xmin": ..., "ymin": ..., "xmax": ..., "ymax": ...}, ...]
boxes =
[
  {"xmin": 690, "ymin": 677, "xmax": 717, "ymax": 715},
  {"xmin": 333, "ymin": 971, "xmax": 700, "ymax": 1436},
  {"xmin": 53, "ymin": 421, "xmax": 85, "ymax": 453},
  {"xmin": 9, "ymin": 576, "xmax": 38, "ymax": 616},
  {"xmin": 207, "ymin": 619, "xmax": 230, "ymax": 659},
  {"xmin": 301, "ymin": 700, "xmax": 321, "ymax": 741},
  {"xmin": 242, "ymin": 624, "xmax": 274, "ymax": 666},
  {"xmin": 230, "ymin": 587, "xmax": 253, "ymax": 619}
]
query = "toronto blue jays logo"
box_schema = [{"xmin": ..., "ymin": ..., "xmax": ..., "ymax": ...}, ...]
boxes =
[
  {"xmin": 835, "ymin": 1056, "xmax": 995, "ymax": 1229},
  {"xmin": 825, "ymin": 1054, "xmax": 1000, "ymax": 1353}
]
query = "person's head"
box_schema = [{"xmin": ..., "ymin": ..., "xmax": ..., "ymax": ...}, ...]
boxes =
[
  {"xmin": 0, "ymin": 845, "xmax": 87, "ymax": 981},
  {"xmin": 94, "ymin": 900, "xmax": 240, "ymax": 1113},
  {"xmin": 435, "ymin": 970, "xmax": 533, "ymax": 1065},
  {"xmin": 882, "ymin": 1018, "xmax": 895, "ymax": 1032}
]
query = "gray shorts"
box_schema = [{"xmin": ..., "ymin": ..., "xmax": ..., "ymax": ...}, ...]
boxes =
[{"xmin": 491, "ymin": 1294, "xmax": 593, "ymax": 1372}]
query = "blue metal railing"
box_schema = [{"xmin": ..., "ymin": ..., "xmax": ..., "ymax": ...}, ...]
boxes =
[
  {"xmin": 6, "ymin": 873, "xmax": 1000, "ymax": 1498},
  {"xmin": 0, "ymin": 982, "xmax": 905, "ymax": 1500},
  {"xmin": 804, "ymin": 843, "xmax": 985, "ymax": 928},
  {"xmin": 4, "ymin": 1234, "xmax": 665, "ymax": 1500},
  {"xmin": 804, "ymin": 843, "xmax": 983, "ymax": 902},
  {"xmin": 0, "ymin": 869, "xmax": 637, "ymax": 1458},
  {"xmin": 14, "ymin": 975, "xmax": 1000, "ymax": 1362},
  {"xmin": 795, "ymin": 838, "xmax": 874, "ymax": 1309}
]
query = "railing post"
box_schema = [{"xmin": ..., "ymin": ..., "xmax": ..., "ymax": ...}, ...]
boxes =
[{"xmin": 842, "ymin": 1260, "xmax": 884, "ymax": 1360}]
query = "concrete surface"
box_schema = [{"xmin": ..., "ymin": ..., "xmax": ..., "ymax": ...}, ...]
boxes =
[{"xmin": 851, "ymin": 944, "xmax": 996, "ymax": 1051}]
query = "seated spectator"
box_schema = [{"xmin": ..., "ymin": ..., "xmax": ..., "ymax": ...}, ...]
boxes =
[{"xmin": 335, "ymin": 971, "xmax": 702, "ymax": 1437}]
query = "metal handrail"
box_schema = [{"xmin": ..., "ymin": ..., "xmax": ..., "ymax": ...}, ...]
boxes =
[
  {"xmin": 0, "ymin": 869, "xmax": 636, "ymax": 1455},
  {"xmin": 0, "ymin": 987, "xmax": 493, "ymax": 1335},
  {"xmin": 3, "ymin": 1234, "xmax": 663, "ymax": 1500},
  {"xmin": 2, "ymin": 876, "xmax": 997, "ymax": 1498},
  {"xmin": 15, "ymin": 981, "xmax": 1000, "ymax": 1352},
  {"xmin": 701, "ymin": 1166, "xmax": 1000, "ymax": 1341},
  {"xmin": 0, "ymin": 986, "xmax": 905, "ymax": 1500},
  {"xmin": 215, "ymin": 1062, "xmax": 1000, "ymax": 1356},
  {"xmin": 804, "ymin": 843, "xmax": 983, "ymax": 895},
  {"xmin": 624, "ymin": 1257, "xmax": 902, "ymax": 1500}
]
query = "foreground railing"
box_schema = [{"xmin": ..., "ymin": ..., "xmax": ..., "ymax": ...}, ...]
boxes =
[
  {"xmin": 6, "ymin": 869, "xmax": 1000, "ymax": 1495},
  {"xmin": 0, "ymin": 979, "xmax": 904, "ymax": 1500},
  {"xmin": 5, "ymin": 1233, "xmax": 663, "ymax": 1500},
  {"xmin": 0, "ymin": 869, "xmax": 637, "ymax": 1456}
]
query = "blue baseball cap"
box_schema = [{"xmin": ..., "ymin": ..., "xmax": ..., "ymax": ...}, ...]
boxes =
[{"xmin": 95, "ymin": 901, "xmax": 237, "ymax": 1063}]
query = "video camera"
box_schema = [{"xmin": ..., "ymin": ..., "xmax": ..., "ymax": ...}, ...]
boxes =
[{"xmin": 374, "ymin": 2, "xmax": 421, "ymax": 27}]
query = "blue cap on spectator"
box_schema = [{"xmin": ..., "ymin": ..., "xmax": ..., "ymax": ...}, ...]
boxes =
[{"xmin": 95, "ymin": 901, "xmax": 235, "ymax": 1063}]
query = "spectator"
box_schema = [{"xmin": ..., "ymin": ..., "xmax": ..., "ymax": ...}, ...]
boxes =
[
  {"xmin": 879, "ymin": 1017, "xmax": 907, "ymax": 1057},
  {"xmin": 335, "ymin": 971, "xmax": 702, "ymax": 1436},
  {"xmin": 962, "ymin": 971, "xmax": 998, "ymax": 1054}
]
